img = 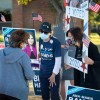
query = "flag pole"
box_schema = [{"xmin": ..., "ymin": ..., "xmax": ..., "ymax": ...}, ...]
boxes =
[
  {"xmin": 32, "ymin": 12, "xmax": 34, "ymax": 28},
  {"xmin": 33, "ymin": 20, "xmax": 34, "ymax": 28}
]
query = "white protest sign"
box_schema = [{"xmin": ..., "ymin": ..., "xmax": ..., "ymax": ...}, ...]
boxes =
[
  {"xmin": 67, "ymin": 56, "xmax": 87, "ymax": 72},
  {"xmin": 65, "ymin": 6, "xmax": 89, "ymax": 73}
]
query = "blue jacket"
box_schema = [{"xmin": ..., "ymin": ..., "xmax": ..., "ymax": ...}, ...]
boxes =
[{"xmin": 0, "ymin": 46, "xmax": 34, "ymax": 100}]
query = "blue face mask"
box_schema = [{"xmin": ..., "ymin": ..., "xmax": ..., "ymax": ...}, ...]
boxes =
[{"xmin": 40, "ymin": 32, "xmax": 49, "ymax": 40}]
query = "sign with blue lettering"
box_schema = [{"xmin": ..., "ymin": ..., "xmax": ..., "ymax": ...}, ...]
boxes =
[
  {"xmin": 66, "ymin": 7, "xmax": 87, "ymax": 20},
  {"xmin": 33, "ymin": 70, "xmax": 41, "ymax": 96},
  {"xmin": 66, "ymin": 86, "xmax": 100, "ymax": 100}
]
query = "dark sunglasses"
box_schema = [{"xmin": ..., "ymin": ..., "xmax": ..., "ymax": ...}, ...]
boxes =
[{"xmin": 39, "ymin": 30, "xmax": 48, "ymax": 34}]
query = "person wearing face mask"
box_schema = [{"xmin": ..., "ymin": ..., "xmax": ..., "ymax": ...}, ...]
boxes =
[
  {"xmin": 0, "ymin": 30, "xmax": 34, "ymax": 100},
  {"xmin": 39, "ymin": 22, "xmax": 62, "ymax": 100},
  {"xmin": 67, "ymin": 27, "xmax": 100, "ymax": 90},
  {"xmin": 23, "ymin": 33, "xmax": 37, "ymax": 59},
  {"xmin": 59, "ymin": 28, "xmax": 75, "ymax": 100}
]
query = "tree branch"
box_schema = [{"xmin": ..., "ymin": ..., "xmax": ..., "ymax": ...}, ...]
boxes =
[{"xmin": 49, "ymin": 0, "xmax": 62, "ymax": 14}]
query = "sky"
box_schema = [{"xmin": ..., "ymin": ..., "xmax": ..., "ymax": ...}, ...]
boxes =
[{"xmin": 0, "ymin": 0, "xmax": 12, "ymax": 9}]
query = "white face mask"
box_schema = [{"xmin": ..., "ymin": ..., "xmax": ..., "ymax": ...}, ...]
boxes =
[
  {"xmin": 40, "ymin": 32, "xmax": 49, "ymax": 40},
  {"xmin": 21, "ymin": 43, "xmax": 26, "ymax": 50}
]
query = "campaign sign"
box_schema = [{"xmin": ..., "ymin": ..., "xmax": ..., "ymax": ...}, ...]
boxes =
[
  {"xmin": 66, "ymin": 86, "xmax": 100, "ymax": 100},
  {"xmin": 2, "ymin": 27, "xmax": 38, "ymax": 62},
  {"xmin": 33, "ymin": 69, "xmax": 41, "ymax": 96}
]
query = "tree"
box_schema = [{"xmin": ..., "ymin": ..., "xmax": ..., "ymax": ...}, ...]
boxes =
[
  {"xmin": 16, "ymin": 0, "xmax": 100, "ymax": 31},
  {"xmin": 17, "ymin": 0, "xmax": 64, "ymax": 25},
  {"xmin": 17, "ymin": 0, "xmax": 33, "ymax": 5}
]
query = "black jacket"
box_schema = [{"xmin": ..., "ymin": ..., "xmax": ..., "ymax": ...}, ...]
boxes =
[{"xmin": 74, "ymin": 42, "xmax": 100, "ymax": 90}]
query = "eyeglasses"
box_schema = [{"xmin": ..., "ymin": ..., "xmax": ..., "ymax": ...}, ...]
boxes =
[{"xmin": 39, "ymin": 30, "xmax": 48, "ymax": 34}]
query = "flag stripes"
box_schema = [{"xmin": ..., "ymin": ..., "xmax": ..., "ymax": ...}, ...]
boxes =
[
  {"xmin": 32, "ymin": 13, "xmax": 42, "ymax": 22},
  {"xmin": 0, "ymin": 14, "xmax": 6, "ymax": 22},
  {"xmin": 89, "ymin": 2, "xmax": 100, "ymax": 13},
  {"xmin": 82, "ymin": 34, "xmax": 90, "ymax": 48}
]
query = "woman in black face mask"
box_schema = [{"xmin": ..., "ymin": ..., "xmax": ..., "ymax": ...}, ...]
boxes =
[
  {"xmin": 38, "ymin": 22, "xmax": 62, "ymax": 100},
  {"xmin": 67, "ymin": 27, "xmax": 100, "ymax": 90}
]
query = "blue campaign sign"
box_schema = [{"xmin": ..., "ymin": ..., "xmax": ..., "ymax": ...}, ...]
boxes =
[
  {"xmin": 66, "ymin": 86, "xmax": 100, "ymax": 100},
  {"xmin": 33, "ymin": 70, "xmax": 41, "ymax": 96},
  {"xmin": 2, "ymin": 27, "xmax": 36, "ymax": 47},
  {"xmin": 2, "ymin": 27, "xmax": 38, "ymax": 61}
]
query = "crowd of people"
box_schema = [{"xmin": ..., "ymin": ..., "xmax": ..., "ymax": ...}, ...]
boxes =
[{"xmin": 0, "ymin": 21, "xmax": 100, "ymax": 100}]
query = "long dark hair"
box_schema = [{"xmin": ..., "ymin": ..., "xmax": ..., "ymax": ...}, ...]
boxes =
[
  {"xmin": 66, "ymin": 27, "xmax": 83, "ymax": 42},
  {"xmin": 66, "ymin": 28, "xmax": 74, "ymax": 37},
  {"xmin": 27, "ymin": 32, "xmax": 36, "ymax": 47},
  {"xmin": 66, "ymin": 27, "xmax": 83, "ymax": 46}
]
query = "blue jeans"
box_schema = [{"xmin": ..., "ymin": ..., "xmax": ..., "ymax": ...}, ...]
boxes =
[{"xmin": 39, "ymin": 74, "xmax": 61, "ymax": 100}]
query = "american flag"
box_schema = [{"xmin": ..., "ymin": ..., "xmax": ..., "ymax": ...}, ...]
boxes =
[
  {"xmin": 32, "ymin": 13, "xmax": 42, "ymax": 22},
  {"xmin": 82, "ymin": 34, "xmax": 90, "ymax": 48},
  {"xmin": 0, "ymin": 14, "xmax": 6, "ymax": 22},
  {"xmin": 89, "ymin": 2, "xmax": 100, "ymax": 13}
]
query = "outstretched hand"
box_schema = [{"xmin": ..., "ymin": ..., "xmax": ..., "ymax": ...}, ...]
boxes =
[
  {"xmin": 64, "ymin": 64, "xmax": 72, "ymax": 70},
  {"xmin": 48, "ymin": 73, "xmax": 56, "ymax": 87}
]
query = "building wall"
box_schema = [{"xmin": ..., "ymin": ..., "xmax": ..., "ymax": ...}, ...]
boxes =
[
  {"xmin": 12, "ymin": 0, "xmax": 57, "ymax": 31},
  {"xmin": 12, "ymin": 0, "xmax": 23, "ymax": 28}
]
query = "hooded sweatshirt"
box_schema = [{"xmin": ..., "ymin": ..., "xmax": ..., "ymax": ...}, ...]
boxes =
[{"xmin": 0, "ymin": 46, "xmax": 34, "ymax": 100}]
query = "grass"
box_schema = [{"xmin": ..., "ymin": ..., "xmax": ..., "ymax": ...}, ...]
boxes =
[
  {"xmin": 0, "ymin": 35, "xmax": 4, "ymax": 42},
  {"xmin": 89, "ymin": 33, "xmax": 100, "ymax": 52}
]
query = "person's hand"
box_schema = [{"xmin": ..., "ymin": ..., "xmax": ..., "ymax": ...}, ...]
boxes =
[
  {"xmin": 48, "ymin": 73, "xmax": 56, "ymax": 87},
  {"xmin": 84, "ymin": 56, "xmax": 94, "ymax": 65},
  {"xmin": 64, "ymin": 64, "xmax": 72, "ymax": 70},
  {"xmin": 61, "ymin": 45, "xmax": 65, "ymax": 48}
]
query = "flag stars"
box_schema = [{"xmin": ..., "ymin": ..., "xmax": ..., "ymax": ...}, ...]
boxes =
[
  {"xmin": 81, "ymin": 62, "xmax": 86, "ymax": 72},
  {"xmin": 65, "ymin": 16, "xmax": 70, "ymax": 24}
]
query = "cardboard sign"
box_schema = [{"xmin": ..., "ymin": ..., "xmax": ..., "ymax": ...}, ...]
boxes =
[{"xmin": 66, "ymin": 85, "xmax": 100, "ymax": 100}]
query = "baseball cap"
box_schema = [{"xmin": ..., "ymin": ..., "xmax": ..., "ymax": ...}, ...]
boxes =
[{"xmin": 39, "ymin": 22, "xmax": 51, "ymax": 33}]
